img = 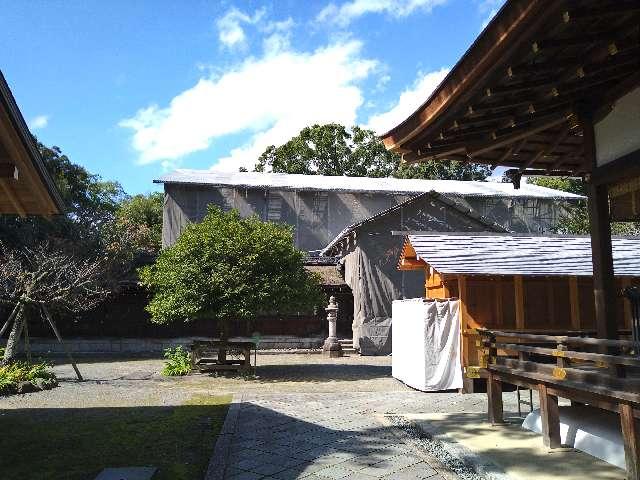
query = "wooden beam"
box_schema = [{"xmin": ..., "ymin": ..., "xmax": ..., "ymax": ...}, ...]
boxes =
[
  {"xmin": 569, "ymin": 277, "xmax": 581, "ymax": 330},
  {"xmin": 563, "ymin": 2, "xmax": 640, "ymax": 23},
  {"xmin": 620, "ymin": 402, "xmax": 640, "ymax": 480},
  {"xmin": 583, "ymin": 115, "xmax": 618, "ymax": 340},
  {"xmin": 468, "ymin": 115, "xmax": 569, "ymax": 158},
  {"xmin": 0, "ymin": 163, "xmax": 18, "ymax": 180},
  {"xmin": 514, "ymin": 275, "xmax": 525, "ymax": 330},
  {"xmin": 0, "ymin": 178, "xmax": 26, "ymax": 217},
  {"xmin": 521, "ymin": 125, "xmax": 572, "ymax": 170}
]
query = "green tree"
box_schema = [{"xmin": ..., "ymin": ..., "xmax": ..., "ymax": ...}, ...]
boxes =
[
  {"xmin": 110, "ymin": 192, "xmax": 164, "ymax": 254},
  {"xmin": 528, "ymin": 177, "xmax": 639, "ymax": 235},
  {"xmin": 139, "ymin": 207, "xmax": 324, "ymax": 351},
  {"xmin": 0, "ymin": 140, "xmax": 126, "ymax": 253},
  {"xmin": 255, "ymin": 124, "xmax": 399, "ymax": 177},
  {"xmin": 393, "ymin": 159, "xmax": 492, "ymax": 181},
  {"xmin": 255, "ymin": 123, "xmax": 492, "ymax": 181}
]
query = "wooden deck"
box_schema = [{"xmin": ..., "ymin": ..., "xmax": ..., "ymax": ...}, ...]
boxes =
[{"xmin": 479, "ymin": 329, "xmax": 640, "ymax": 479}]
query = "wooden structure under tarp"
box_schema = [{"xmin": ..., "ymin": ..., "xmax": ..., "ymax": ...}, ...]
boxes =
[
  {"xmin": 0, "ymin": 70, "xmax": 63, "ymax": 216},
  {"xmin": 398, "ymin": 233, "xmax": 639, "ymax": 387},
  {"xmin": 383, "ymin": 0, "xmax": 640, "ymax": 476}
]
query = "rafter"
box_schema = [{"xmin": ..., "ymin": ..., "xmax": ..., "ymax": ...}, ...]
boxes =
[{"xmin": 0, "ymin": 178, "xmax": 26, "ymax": 217}]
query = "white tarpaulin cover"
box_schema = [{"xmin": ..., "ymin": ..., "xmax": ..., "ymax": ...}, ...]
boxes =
[
  {"xmin": 523, "ymin": 405, "xmax": 627, "ymax": 468},
  {"xmin": 392, "ymin": 298, "xmax": 463, "ymax": 391}
]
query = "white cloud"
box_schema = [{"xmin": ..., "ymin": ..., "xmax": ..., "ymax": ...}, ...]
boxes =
[
  {"xmin": 366, "ymin": 67, "xmax": 449, "ymax": 134},
  {"xmin": 216, "ymin": 7, "xmax": 265, "ymax": 50},
  {"xmin": 317, "ymin": 0, "xmax": 448, "ymax": 27},
  {"xmin": 29, "ymin": 115, "xmax": 49, "ymax": 130},
  {"xmin": 120, "ymin": 41, "xmax": 377, "ymax": 171}
]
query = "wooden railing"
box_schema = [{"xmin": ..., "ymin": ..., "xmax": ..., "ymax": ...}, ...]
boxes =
[{"xmin": 478, "ymin": 329, "xmax": 640, "ymax": 479}]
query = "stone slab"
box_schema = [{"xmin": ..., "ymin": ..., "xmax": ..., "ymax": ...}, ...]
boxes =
[{"xmin": 94, "ymin": 467, "xmax": 156, "ymax": 480}]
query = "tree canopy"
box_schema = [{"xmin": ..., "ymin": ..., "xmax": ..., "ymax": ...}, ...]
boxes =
[
  {"xmin": 527, "ymin": 176, "xmax": 639, "ymax": 236},
  {"xmin": 253, "ymin": 123, "xmax": 492, "ymax": 181},
  {"xmin": 139, "ymin": 207, "xmax": 324, "ymax": 328}
]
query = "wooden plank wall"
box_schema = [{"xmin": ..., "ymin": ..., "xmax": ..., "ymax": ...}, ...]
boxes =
[{"xmin": 429, "ymin": 272, "xmax": 637, "ymax": 368}]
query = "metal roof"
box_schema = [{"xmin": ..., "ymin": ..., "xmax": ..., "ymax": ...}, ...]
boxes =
[
  {"xmin": 321, "ymin": 191, "xmax": 508, "ymax": 256},
  {"xmin": 154, "ymin": 170, "xmax": 583, "ymax": 199},
  {"xmin": 406, "ymin": 233, "xmax": 640, "ymax": 277}
]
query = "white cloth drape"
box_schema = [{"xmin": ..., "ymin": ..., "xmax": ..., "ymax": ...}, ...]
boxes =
[{"xmin": 392, "ymin": 298, "xmax": 463, "ymax": 391}]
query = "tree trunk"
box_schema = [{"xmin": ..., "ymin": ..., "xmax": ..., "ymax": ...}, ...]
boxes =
[{"xmin": 3, "ymin": 305, "xmax": 25, "ymax": 364}]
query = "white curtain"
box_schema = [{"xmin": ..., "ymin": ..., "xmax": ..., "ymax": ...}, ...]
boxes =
[{"xmin": 392, "ymin": 298, "xmax": 463, "ymax": 391}]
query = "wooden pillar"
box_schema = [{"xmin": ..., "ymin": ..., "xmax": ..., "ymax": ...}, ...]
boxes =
[
  {"xmin": 487, "ymin": 372, "xmax": 504, "ymax": 425},
  {"xmin": 514, "ymin": 275, "xmax": 525, "ymax": 329},
  {"xmin": 458, "ymin": 275, "xmax": 469, "ymax": 368},
  {"xmin": 538, "ymin": 384, "xmax": 561, "ymax": 448},
  {"xmin": 569, "ymin": 276, "xmax": 581, "ymax": 330},
  {"xmin": 620, "ymin": 403, "xmax": 639, "ymax": 480},
  {"xmin": 584, "ymin": 117, "xmax": 618, "ymax": 340},
  {"xmin": 622, "ymin": 278, "xmax": 632, "ymax": 330}
]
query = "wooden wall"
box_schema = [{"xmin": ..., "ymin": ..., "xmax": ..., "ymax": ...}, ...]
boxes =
[{"xmin": 424, "ymin": 269, "xmax": 637, "ymax": 368}]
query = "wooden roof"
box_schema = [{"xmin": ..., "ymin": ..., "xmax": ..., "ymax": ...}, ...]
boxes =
[
  {"xmin": 381, "ymin": 0, "xmax": 640, "ymax": 176},
  {"xmin": 398, "ymin": 233, "xmax": 640, "ymax": 277},
  {"xmin": 0, "ymin": 71, "xmax": 64, "ymax": 216}
]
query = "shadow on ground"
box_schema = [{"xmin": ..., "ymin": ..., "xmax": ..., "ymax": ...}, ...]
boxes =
[
  {"xmin": 219, "ymin": 400, "xmax": 443, "ymax": 479},
  {"xmin": 0, "ymin": 396, "xmax": 230, "ymax": 480},
  {"xmin": 248, "ymin": 363, "xmax": 391, "ymax": 383}
]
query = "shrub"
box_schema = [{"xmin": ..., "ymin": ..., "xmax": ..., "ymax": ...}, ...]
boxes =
[
  {"xmin": 162, "ymin": 346, "xmax": 192, "ymax": 377},
  {"xmin": 139, "ymin": 207, "xmax": 323, "ymax": 339},
  {"xmin": 0, "ymin": 361, "xmax": 57, "ymax": 395}
]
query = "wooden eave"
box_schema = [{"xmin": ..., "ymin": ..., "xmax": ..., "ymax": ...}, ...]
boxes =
[
  {"xmin": 398, "ymin": 238, "xmax": 426, "ymax": 271},
  {"xmin": 381, "ymin": 0, "xmax": 640, "ymax": 175},
  {"xmin": 0, "ymin": 71, "xmax": 64, "ymax": 216}
]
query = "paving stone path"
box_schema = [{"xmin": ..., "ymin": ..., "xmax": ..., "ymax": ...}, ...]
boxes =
[{"xmin": 219, "ymin": 392, "xmax": 477, "ymax": 480}]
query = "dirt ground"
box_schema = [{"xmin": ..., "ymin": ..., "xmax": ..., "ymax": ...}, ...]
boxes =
[{"xmin": 0, "ymin": 352, "xmax": 492, "ymax": 411}]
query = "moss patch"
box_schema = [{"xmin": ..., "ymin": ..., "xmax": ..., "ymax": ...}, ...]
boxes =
[{"xmin": 0, "ymin": 394, "xmax": 231, "ymax": 480}]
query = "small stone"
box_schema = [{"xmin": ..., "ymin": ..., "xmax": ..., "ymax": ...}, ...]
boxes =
[{"xmin": 16, "ymin": 381, "xmax": 38, "ymax": 394}]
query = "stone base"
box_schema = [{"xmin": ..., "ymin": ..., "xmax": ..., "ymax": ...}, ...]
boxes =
[{"xmin": 322, "ymin": 338, "xmax": 343, "ymax": 358}]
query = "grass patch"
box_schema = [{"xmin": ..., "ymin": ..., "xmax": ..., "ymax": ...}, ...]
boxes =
[{"xmin": 0, "ymin": 394, "xmax": 231, "ymax": 480}]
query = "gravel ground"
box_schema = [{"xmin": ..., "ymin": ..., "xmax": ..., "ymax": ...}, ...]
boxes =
[{"xmin": 0, "ymin": 353, "xmax": 407, "ymax": 410}]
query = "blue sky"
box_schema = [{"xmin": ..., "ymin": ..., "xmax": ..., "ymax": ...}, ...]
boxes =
[{"xmin": 1, "ymin": 0, "xmax": 504, "ymax": 195}]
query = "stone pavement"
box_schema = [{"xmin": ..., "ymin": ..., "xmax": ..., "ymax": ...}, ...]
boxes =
[{"xmin": 214, "ymin": 391, "xmax": 482, "ymax": 480}]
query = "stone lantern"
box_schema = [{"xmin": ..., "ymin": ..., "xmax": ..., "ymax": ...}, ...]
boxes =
[{"xmin": 323, "ymin": 296, "xmax": 342, "ymax": 357}]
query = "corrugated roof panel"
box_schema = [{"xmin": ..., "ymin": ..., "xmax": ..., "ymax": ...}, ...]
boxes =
[
  {"xmin": 154, "ymin": 170, "xmax": 584, "ymax": 199},
  {"xmin": 406, "ymin": 234, "xmax": 640, "ymax": 277}
]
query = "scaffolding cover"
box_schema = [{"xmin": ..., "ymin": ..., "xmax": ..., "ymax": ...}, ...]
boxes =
[{"xmin": 392, "ymin": 298, "xmax": 462, "ymax": 391}]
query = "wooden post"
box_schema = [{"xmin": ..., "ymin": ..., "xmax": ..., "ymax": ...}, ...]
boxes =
[
  {"xmin": 514, "ymin": 275, "xmax": 525, "ymax": 329},
  {"xmin": 41, "ymin": 306, "xmax": 83, "ymax": 381},
  {"xmin": 584, "ymin": 116, "xmax": 618, "ymax": 340},
  {"xmin": 622, "ymin": 278, "xmax": 632, "ymax": 330},
  {"xmin": 458, "ymin": 275, "xmax": 469, "ymax": 368},
  {"xmin": 487, "ymin": 372, "xmax": 504, "ymax": 425},
  {"xmin": 569, "ymin": 276, "xmax": 581, "ymax": 330},
  {"xmin": 620, "ymin": 402, "xmax": 639, "ymax": 480},
  {"xmin": 538, "ymin": 383, "xmax": 561, "ymax": 448}
]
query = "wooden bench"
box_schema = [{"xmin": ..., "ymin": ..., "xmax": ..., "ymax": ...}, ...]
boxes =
[
  {"xmin": 190, "ymin": 340, "xmax": 255, "ymax": 373},
  {"xmin": 479, "ymin": 329, "xmax": 640, "ymax": 479}
]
